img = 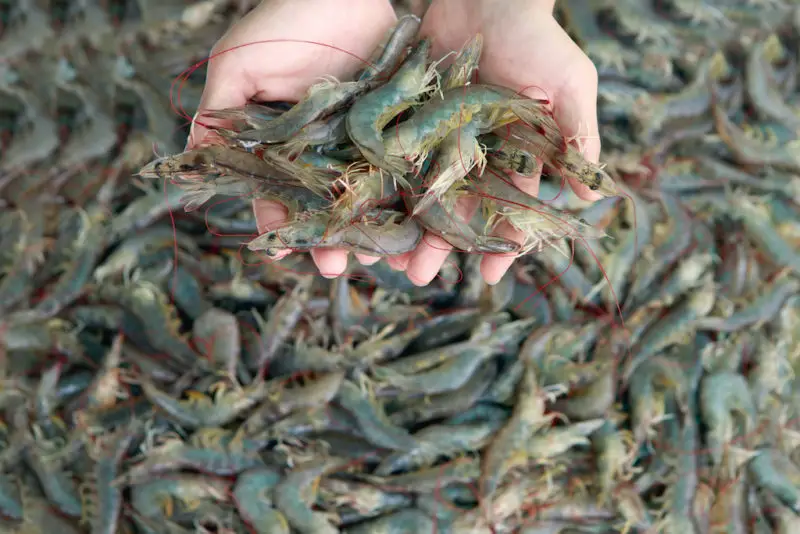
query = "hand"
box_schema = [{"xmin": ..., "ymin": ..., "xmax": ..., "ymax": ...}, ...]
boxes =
[
  {"xmin": 387, "ymin": 0, "xmax": 603, "ymax": 286},
  {"xmin": 188, "ymin": 0, "xmax": 397, "ymax": 278}
]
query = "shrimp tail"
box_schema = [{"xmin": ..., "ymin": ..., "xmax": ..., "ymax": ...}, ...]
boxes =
[
  {"xmin": 179, "ymin": 185, "xmax": 217, "ymax": 212},
  {"xmin": 207, "ymin": 128, "xmax": 240, "ymax": 142},
  {"xmin": 508, "ymin": 99, "xmax": 558, "ymax": 137},
  {"xmin": 278, "ymin": 138, "xmax": 310, "ymax": 160},
  {"xmin": 199, "ymin": 109, "xmax": 249, "ymax": 122},
  {"xmin": 293, "ymin": 167, "xmax": 339, "ymax": 199}
]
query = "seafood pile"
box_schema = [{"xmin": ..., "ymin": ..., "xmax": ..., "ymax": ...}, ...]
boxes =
[
  {"xmin": 141, "ymin": 19, "xmax": 615, "ymax": 260},
  {"xmin": 1, "ymin": 0, "xmax": 800, "ymax": 533}
]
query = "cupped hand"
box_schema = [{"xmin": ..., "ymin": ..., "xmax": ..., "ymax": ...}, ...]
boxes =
[
  {"xmin": 187, "ymin": 0, "xmax": 397, "ymax": 277},
  {"xmin": 388, "ymin": 0, "xmax": 603, "ymax": 286}
]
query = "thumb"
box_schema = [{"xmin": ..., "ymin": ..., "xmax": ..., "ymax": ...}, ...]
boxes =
[
  {"xmin": 552, "ymin": 61, "xmax": 603, "ymax": 202},
  {"xmin": 185, "ymin": 59, "xmax": 251, "ymax": 150}
]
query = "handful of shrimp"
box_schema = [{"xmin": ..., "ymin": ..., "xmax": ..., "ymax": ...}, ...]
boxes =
[{"xmin": 138, "ymin": 16, "xmax": 615, "ymax": 258}]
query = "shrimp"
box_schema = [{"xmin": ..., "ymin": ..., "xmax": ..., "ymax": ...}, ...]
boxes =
[
  {"xmin": 439, "ymin": 34, "xmax": 484, "ymax": 91},
  {"xmin": 342, "ymin": 508, "xmax": 434, "ymax": 534},
  {"xmin": 273, "ymin": 458, "xmax": 345, "ymax": 534},
  {"xmin": 357, "ymin": 14, "xmax": 422, "ymax": 82},
  {"xmin": 138, "ymin": 145, "xmax": 337, "ymax": 200},
  {"xmin": 747, "ymin": 449, "xmax": 800, "ymax": 515},
  {"xmin": 404, "ymin": 166, "xmax": 521, "ymax": 254},
  {"xmin": 328, "ymin": 164, "xmax": 399, "ymax": 228},
  {"xmin": 335, "ymin": 378, "xmax": 420, "ymax": 451},
  {"xmin": 494, "ymin": 116, "xmax": 617, "ymax": 197},
  {"xmin": 700, "ymin": 371, "xmax": 758, "ymax": 469},
  {"xmin": 470, "ymin": 169, "xmax": 608, "ymax": 255},
  {"xmin": 381, "ymin": 84, "xmax": 548, "ymax": 175},
  {"xmin": 746, "ymin": 34, "xmax": 800, "ymax": 131},
  {"xmin": 233, "ymin": 467, "xmax": 289, "ymax": 534},
  {"xmin": 712, "ymin": 97, "xmax": 800, "ymax": 174},
  {"xmin": 412, "ymin": 122, "xmax": 487, "ymax": 216},
  {"xmin": 480, "ymin": 362, "xmax": 563, "ymax": 499},
  {"xmin": 130, "ymin": 475, "xmax": 230, "ymax": 521},
  {"xmin": 247, "ymin": 209, "xmax": 423, "ymax": 258},
  {"xmin": 227, "ymin": 78, "xmax": 372, "ymax": 144},
  {"xmin": 199, "ymin": 102, "xmax": 283, "ymax": 131},
  {"xmin": 347, "ymin": 38, "xmax": 438, "ymax": 168}
]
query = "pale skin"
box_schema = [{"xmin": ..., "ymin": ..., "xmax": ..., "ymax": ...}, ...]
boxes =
[{"xmin": 188, "ymin": 0, "xmax": 602, "ymax": 285}]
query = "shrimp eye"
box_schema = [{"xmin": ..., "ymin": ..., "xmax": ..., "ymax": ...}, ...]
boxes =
[
  {"xmin": 198, "ymin": 520, "xmax": 219, "ymax": 533},
  {"xmin": 267, "ymin": 234, "xmax": 277, "ymax": 242},
  {"xmin": 580, "ymin": 218, "xmax": 589, "ymax": 225},
  {"xmin": 295, "ymin": 238, "xmax": 308, "ymax": 245},
  {"xmin": 265, "ymin": 248, "xmax": 279, "ymax": 257}
]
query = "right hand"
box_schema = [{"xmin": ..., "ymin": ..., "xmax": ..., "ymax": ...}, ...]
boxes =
[
  {"xmin": 188, "ymin": 0, "xmax": 397, "ymax": 278},
  {"xmin": 388, "ymin": 0, "xmax": 603, "ymax": 287}
]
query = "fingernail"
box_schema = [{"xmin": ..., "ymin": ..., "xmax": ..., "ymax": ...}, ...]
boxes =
[
  {"xmin": 185, "ymin": 112, "xmax": 199, "ymax": 150},
  {"xmin": 406, "ymin": 272, "xmax": 431, "ymax": 287},
  {"xmin": 358, "ymin": 256, "xmax": 381, "ymax": 266}
]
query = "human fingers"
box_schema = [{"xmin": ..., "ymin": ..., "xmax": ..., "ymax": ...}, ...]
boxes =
[
  {"xmin": 479, "ymin": 169, "xmax": 539, "ymax": 285},
  {"xmin": 186, "ymin": 68, "xmax": 251, "ymax": 150},
  {"xmin": 355, "ymin": 254, "xmax": 381, "ymax": 266},
  {"xmin": 405, "ymin": 232, "xmax": 454, "ymax": 286},
  {"xmin": 188, "ymin": 0, "xmax": 397, "ymax": 148},
  {"xmin": 310, "ymin": 249, "xmax": 349, "ymax": 279},
  {"xmin": 405, "ymin": 194, "xmax": 481, "ymax": 286},
  {"xmin": 253, "ymin": 199, "xmax": 288, "ymax": 233},
  {"xmin": 387, "ymin": 252, "xmax": 412, "ymax": 271},
  {"xmin": 252, "ymin": 198, "xmax": 291, "ymax": 260},
  {"xmin": 252, "ymin": 198, "xmax": 350, "ymax": 276},
  {"xmin": 186, "ymin": 4, "xmax": 266, "ymax": 149},
  {"xmin": 551, "ymin": 55, "xmax": 603, "ymax": 202}
]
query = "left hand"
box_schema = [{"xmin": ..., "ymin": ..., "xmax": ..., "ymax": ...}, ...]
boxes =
[
  {"xmin": 387, "ymin": 0, "xmax": 603, "ymax": 286},
  {"xmin": 187, "ymin": 0, "xmax": 397, "ymax": 278}
]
